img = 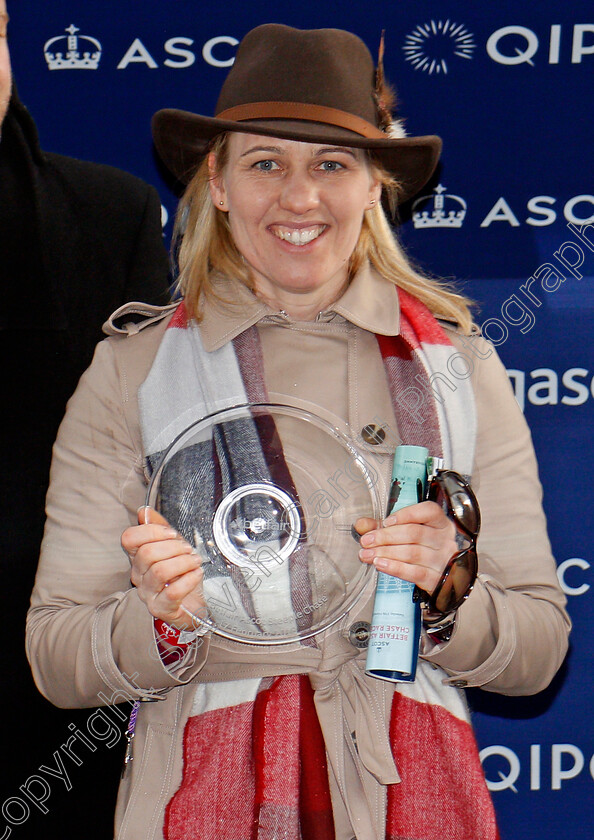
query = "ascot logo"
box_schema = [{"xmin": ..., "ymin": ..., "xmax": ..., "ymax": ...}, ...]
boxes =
[
  {"xmin": 413, "ymin": 193, "xmax": 594, "ymax": 230},
  {"xmin": 43, "ymin": 28, "xmax": 237, "ymax": 70},
  {"xmin": 403, "ymin": 20, "xmax": 476, "ymax": 74},
  {"xmin": 412, "ymin": 184, "xmax": 467, "ymax": 229},
  {"xmin": 44, "ymin": 24, "xmax": 102, "ymax": 70}
]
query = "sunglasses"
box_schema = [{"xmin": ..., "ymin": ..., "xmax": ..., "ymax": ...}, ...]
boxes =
[{"xmin": 416, "ymin": 469, "xmax": 480, "ymax": 616}]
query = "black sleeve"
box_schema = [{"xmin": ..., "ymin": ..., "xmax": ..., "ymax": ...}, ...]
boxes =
[{"xmin": 123, "ymin": 181, "xmax": 172, "ymax": 306}]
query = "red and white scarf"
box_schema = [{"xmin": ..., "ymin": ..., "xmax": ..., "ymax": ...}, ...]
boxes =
[{"xmin": 138, "ymin": 287, "xmax": 499, "ymax": 840}]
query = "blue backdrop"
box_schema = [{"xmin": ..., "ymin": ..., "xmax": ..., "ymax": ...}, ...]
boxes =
[{"xmin": 9, "ymin": 2, "xmax": 594, "ymax": 837}]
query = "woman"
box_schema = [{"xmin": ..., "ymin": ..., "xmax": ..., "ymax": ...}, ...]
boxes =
[{"xmin": 27, "ymin": 24, "xmax": 570, "ymax": 840}]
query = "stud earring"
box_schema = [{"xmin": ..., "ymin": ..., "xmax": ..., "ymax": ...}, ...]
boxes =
[{"xmin": 219, "ymin": 200, "xmax": 224, "ymax": 206}]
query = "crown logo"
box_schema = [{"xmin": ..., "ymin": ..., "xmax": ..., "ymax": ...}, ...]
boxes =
[
  {"xmin": 412, "ymin": 184, "xmax": 467, "ymax": 229},
  {"xmin": 44, "ymin": 24, "xmax": 102, "ymax": 70}
]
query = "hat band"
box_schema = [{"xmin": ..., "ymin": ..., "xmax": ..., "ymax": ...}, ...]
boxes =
[{"xmin": 216, "ymin": 102, "xmax": 386, "ymax": 140}]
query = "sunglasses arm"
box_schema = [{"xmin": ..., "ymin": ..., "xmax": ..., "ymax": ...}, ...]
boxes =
[{"xmin": 422, "ymin": 610, "xmax": 458, "ymax": 643}]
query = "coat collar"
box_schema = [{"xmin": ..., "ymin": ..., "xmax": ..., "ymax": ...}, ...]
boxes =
[{"xmin": 199, "ymin": 262, "xmax": 401, "ymax": 352}]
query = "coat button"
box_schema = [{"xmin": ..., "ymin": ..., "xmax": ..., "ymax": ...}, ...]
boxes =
[
  {"xmin": 349, "ymin": 621, "xmax": 370, "ymax": 649},
  {"xmin": 361, "ymin": 424, "xmax": 385, "ymax": 445}
]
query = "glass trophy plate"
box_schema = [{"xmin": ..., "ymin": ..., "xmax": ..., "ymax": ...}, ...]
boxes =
[{"xmin": 146, "ymin": 403, "xmax": 380, "ymax": 645}]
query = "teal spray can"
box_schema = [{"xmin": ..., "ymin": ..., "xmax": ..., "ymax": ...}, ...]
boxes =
[{"xmin": 365, "ymin": 444, "xmax": 428, "ymax": 682}]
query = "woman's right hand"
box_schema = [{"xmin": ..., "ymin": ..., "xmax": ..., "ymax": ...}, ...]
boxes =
[{"xmin": 122, "ymin": 506, "xmax": 206, "ymax": 631}]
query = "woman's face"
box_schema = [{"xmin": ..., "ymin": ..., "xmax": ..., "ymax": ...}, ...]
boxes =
[{"xmin": 209, "ymin": 133, "xmax": 381, "ymax": 314}]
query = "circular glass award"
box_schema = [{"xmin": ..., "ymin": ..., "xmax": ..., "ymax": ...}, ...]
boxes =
[{"xmin": 146, "ymin": 403, "xmax": 381, "ymax": 645}]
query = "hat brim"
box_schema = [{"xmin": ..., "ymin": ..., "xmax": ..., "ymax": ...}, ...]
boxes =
[{"xmin": 152, "ymin": 109, "xmax": 441, "ymax": 204}]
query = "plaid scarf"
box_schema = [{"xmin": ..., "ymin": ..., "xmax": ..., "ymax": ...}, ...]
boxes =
[{"xmin": 138, "ymin": 287, "xmax": 498, "ymax": 840}]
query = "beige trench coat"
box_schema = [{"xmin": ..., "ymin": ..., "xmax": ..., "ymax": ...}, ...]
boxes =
[{"xmin": 27, "ymin": 267, "xmax": 570, "ymax": 839}]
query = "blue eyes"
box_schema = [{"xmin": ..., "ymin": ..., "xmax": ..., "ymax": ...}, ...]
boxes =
[
  {"xmin": 254, "ymin": 160, "xmax": 278, "ymax": 171},
  {"xmin": 252, "ymin": 159, "xmax": 345, "ymax": 172}
]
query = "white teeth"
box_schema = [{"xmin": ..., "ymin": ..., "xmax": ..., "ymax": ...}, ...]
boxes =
[{"xmin": 273, "ymin": 226, "xmax": 325, "ymax": 246}]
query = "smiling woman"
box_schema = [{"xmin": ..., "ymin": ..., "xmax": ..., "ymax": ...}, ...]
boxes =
[
  {"xmin": 207, "ymin": 135, "xmax": 380, "ymax": 318},
  {"xmin": 27, "ymin": 21, "xmax": 570, "ymax": 840},
  {"xmin": 171, "ymin": 131, "xmax": 474, "ymax": 330}
]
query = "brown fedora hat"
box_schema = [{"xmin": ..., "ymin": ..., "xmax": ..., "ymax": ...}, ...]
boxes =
[{"xmin": 152, "ymin": 24, "xmax": 441, "ymax": 203}]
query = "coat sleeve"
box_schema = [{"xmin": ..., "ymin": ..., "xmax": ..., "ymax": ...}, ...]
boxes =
[
  {"xmin": 420, "ymin": 333, "xmax": 571, "ymax": 695},
  {"xmin": 26, "ymin": 334, "xmax": 209, "ymax": 709}
]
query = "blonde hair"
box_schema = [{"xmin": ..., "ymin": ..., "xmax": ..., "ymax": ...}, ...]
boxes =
[{"xmin": 173, "ymin": 134, "xmax": 475, "ymax": 333}]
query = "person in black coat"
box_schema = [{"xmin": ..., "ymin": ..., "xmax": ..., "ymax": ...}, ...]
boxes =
[{"xmin": 0, "ymin": 10, "xmax": 170, "ymax": 833}]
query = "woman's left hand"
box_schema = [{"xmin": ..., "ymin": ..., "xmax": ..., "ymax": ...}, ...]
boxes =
[{"xmin": 354, "ymin": 501, "xmax": 457, "ymax": 596}]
